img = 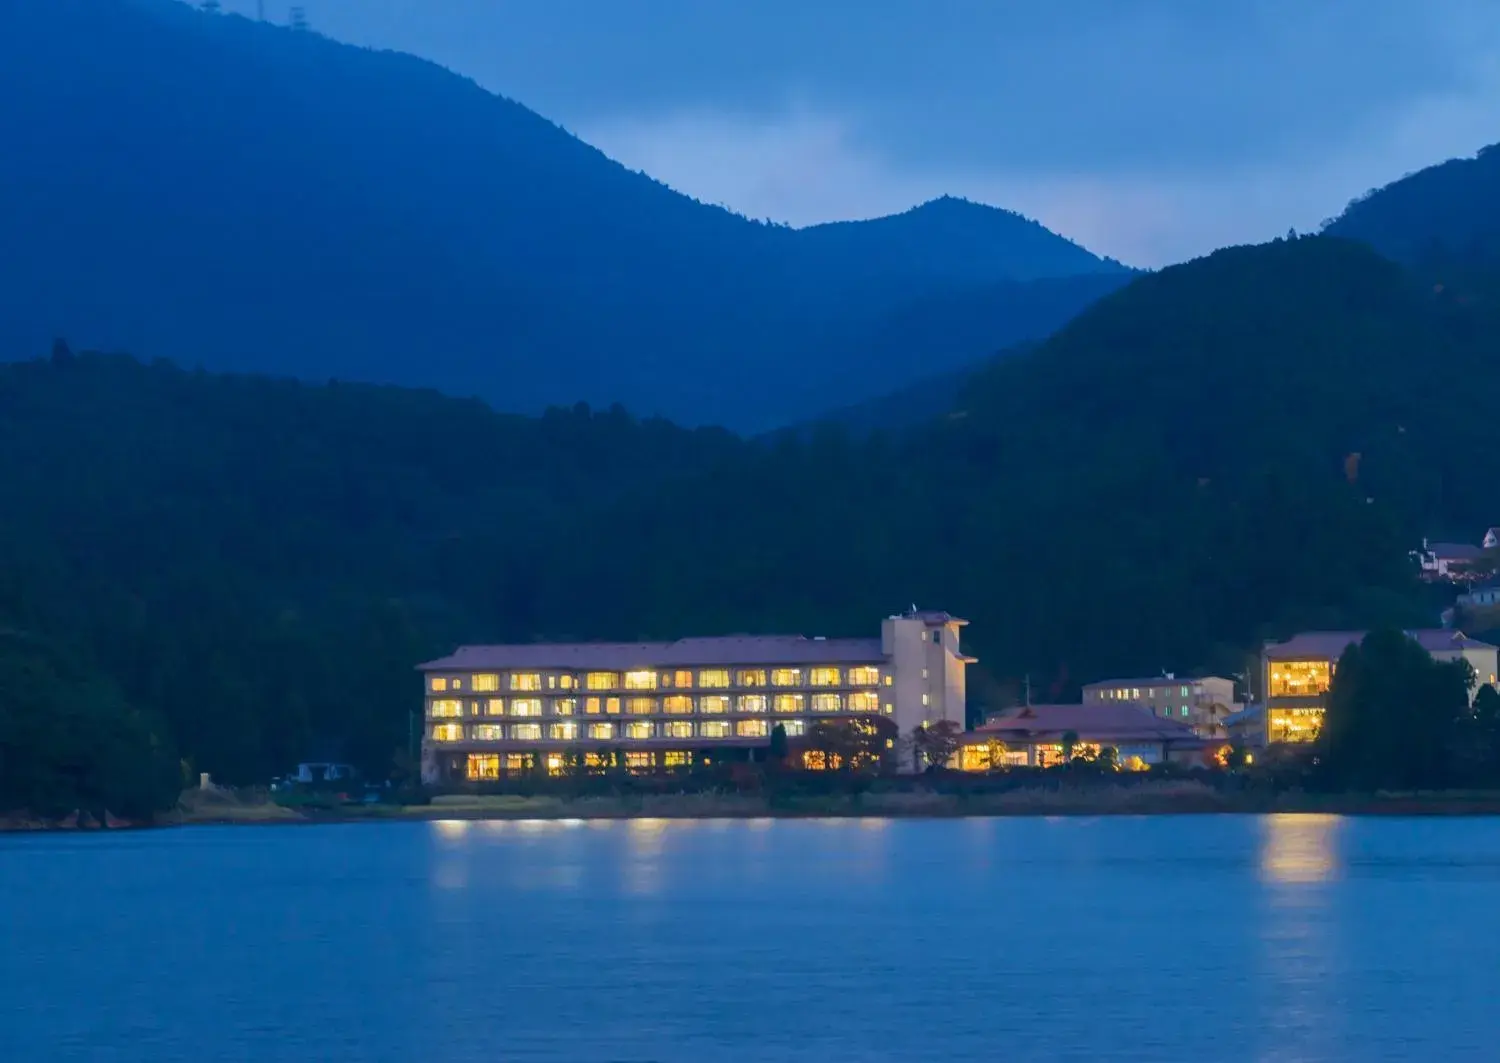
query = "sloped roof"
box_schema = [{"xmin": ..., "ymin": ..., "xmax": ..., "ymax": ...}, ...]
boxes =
[
  {"xmin": 1426, "ymin": 542, "xmax": 1485, "ymax": 561},
  {"xmin": 1264, "ymin": 629, "xmax": 1497, "ymax": 661},
  {"xmin": 970, "ymin": 702, "xmax": 1202, "ymax": 743},
  {"xmin": 420, "ymin": 635, "xmax": 886, "ymax": 671}
]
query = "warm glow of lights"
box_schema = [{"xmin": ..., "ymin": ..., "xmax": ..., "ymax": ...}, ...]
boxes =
[
  {"xmin": 585, "ymin": 672, "xmax": 619, "ymax": 691},
  {"xmin": 810, "ymin": 667, "xmax": 842, "ymax": 687},
  {"xmin": 848, "ymin": 691, "xmax": 879, "ymax": 712},
  {"xmin": 466, "ymin": 754, "xmax": 500, "ymax": 780},
  {"xmin": 624, "ymin": 670, "xmax": 657, "ymax": 690},
  {"xmin": 736, "ymin": 718, "xmax": 769, "ymax": 738},
  {"xmin": 471, "ymin": 724, "xmax": 504, "ymax": 741},
  {"xmin": 1269, "ymin": 660, "xmax": 1333, "ymax": 698},
  {"xmin": 848, "ymin": 666, "xmax": 880, "ymax": 686},
  {"xmin": 434, "ymin": 819, "xmax": 469, "ymax": 838},
  {"xmin": 700, "ymin": 720, "xmax": 730, "ymax": 738},
  {"xmin": 429, "ymin": 676, "xmax": 448, "ymax": 692},
  {"xmin": 471, "ymin": 673, "xmax": 500, "ymax": 692},
  {"xmin": 553, "ymin": 698, "xmax": 576, "ymax": 716},
  {"xmin": 773, "ymin": 693, "xmax": 804, "ymax": 714},
  {"xmin": 1261, "ymin": 814, "xmax": 1341, "ymax": 884},
  {"xmin": 771, "ymin": 668, "xmax": 802, "ymax": 687},
  {"xmin": 430, "ymin": 723, "xmax": 463, "ymax": 742},
  {"xmin": 1269, "ymin": 707, "xmax": 1324, "ymax": 744},
  {"xmin": 698, "ymin": 669, "xmax": 731, "ymax": 688},
  {"xmin": 700, "ymin": 695, "xmax": 729, "ymax": 715},
  {"xmin": 736, "ymin": 669, "xmax": 766, "ymax": 687},
  {"xmin": 429, "ymin": 699, "xmax": 463, "ymax": 718},
  {"xmin": 811, "ymin": 693, "xmax": 842, "ymax": 712},
  {"xmin": 511, "ymin": 698, "xmax": 543, "ymax": 717}
]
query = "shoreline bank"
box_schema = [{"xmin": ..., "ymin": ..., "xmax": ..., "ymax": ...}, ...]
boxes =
[{"xmin": 10, "ymin": 785, "xmax": 1500, "ymax": 832}]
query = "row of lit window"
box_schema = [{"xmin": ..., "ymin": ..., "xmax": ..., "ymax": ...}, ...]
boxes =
[
  {"xmin": 1097, "ymin": 685, "xmax": 1194, "ymax": 701},
  {"xmin": 429, "ymin": 691, "xmax": 883, "ymax": 718},
  {"xmin": 1268, "ymin": 706, "xmax": 1324, "ymax": 743},
  {"xmin": 430, "ymin": 666, "xmax": 884, "ymax": 695},
  {"xmin": 433, "ymin": 718, "xmax": 815, "ymax": 742},
  {"xmin": 466, "ymin": 751, "xmax": 696, "ymax": 779},
  {"xmin": 1268, "ymin": 660, "xmax": 1333, "ymax": 699}
]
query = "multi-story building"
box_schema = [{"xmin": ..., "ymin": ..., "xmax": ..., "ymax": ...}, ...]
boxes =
[
  {"xmin": 418, "ymin": 610, "xmax": 973, "ymax": 783},
  {"xmin": 1263, "ymin": 629, "xmax": 1499, "ymax": 745},
  {"xmin": 1081, "ymin": 675, "xmax": 1238, "ymax": 738}
]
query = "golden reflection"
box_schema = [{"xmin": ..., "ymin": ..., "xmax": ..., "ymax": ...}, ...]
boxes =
[
  {"xmin": 624, "ymin": 817, "xmax": 669, "ymax": 896},
  {"xmin": 1260, "ymin": 813, "xmax": 1342, "ymax": 884},
  {"xmin": 433, "ymin": 819, "xmax": 470, "ymax": 840}
]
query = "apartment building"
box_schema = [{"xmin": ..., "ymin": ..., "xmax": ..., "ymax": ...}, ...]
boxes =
[
  {"xmin": 1263, "ymin": 629, "xmax": 1499, "ymax": 745},
  {"xmin": 418, "ymin": 610, "xmax": 973, "ymax": 783},
  {"xmin": 1081, "ymin": 675, "xmax": 1238, "ymax": 738}
]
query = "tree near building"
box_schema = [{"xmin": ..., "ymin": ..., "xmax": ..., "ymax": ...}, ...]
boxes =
[
  {"xmin": 911, "ymin": 720, "xmax": 962, "ymax": 771},
  {"xmin": 984, "ymin": 735, "xmax": 1010, "ymax": 772},
  {"xmin": 1060, "ymin": 730, "xmax": 1080, "ymax": 764},
  {"xmin": 1320, "ymin": 629, "xmax": 1473, "ymax": 789},
  {"xmin": 768, "ymin": 722, "xmax": 789, "ymax": 765}
]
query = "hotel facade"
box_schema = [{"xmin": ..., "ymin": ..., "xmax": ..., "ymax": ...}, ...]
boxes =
[
  {"xmin": 1262, "ymin": 629, "xmax": 1499, "ymax": 745},
  {"xmin": 419, "ymin": 611, "xmax": 972, "ymax": 783}
]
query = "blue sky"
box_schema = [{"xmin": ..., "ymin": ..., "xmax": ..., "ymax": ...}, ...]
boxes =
[{"xmin": 204, "ymin": 0, "xmax": 1500, "ymax": 266}]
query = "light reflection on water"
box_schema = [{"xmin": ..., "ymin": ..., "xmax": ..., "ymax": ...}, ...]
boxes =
[{"xmin": 4, "ymin": 815, "xmax": 1500, "ymax": 1063}]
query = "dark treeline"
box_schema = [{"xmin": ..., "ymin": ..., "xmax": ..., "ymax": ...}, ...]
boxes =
[{"xmin": 4, "ymin": 235, "xmax": 1499, "ymax": 816}]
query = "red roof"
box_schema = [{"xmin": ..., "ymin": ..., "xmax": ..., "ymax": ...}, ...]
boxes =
[{"xmin": 970, "ymin": 702, "xmax": 1202, "ymax": 743}]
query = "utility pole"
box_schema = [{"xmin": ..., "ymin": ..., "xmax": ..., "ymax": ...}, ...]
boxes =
[{"xmin": 1023, "ymin": 674, "xmax": 1032, "ymax": 707}]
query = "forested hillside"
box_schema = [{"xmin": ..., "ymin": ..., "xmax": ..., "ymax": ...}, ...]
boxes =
[
  {"xmin": 0, "ymin": 0, "xmax": 1127, "ymax": 430},
  {"xmin": 6, "ymin": 235, "xmax": 1496, "ymax": 816}
]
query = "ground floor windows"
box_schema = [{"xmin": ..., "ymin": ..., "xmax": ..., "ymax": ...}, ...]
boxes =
[
  {"xmin": 1269, "ymin": 706, "xmax": 1323, "ymax": 743},
  {"xmin": 466, "ymin": 754, "xmax": 500, "ymax": 780},
  {"xmin": 625, "ymin": 752, "xmax": 653, "ymax": 770}
]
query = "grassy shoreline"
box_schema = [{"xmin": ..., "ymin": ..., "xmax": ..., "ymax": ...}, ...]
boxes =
[{"xmin": 11, "ymin": 783, "xmax": 1500, "ymax": 832}]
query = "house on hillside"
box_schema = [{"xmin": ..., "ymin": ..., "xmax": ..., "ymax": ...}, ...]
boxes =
[
  {"xmin": 1413, "ymin": 538, "xmax": 1486, "ymax": 582},
  {"xmin": 1458, "ymin": 580, "xmax": 1500, "ymax": 610},
  {"xmin": 1484, "ymin": 528, "xmax": 1500, "ymax": 550}
]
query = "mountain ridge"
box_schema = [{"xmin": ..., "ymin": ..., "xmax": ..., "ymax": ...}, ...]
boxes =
[{"xmin": 0, "ymin": 0, "xmax": 1126, "ymax": 429}]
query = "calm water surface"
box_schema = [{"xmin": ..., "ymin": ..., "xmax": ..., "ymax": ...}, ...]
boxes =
[{"xmin": 3, "ymin": 815, "xmax": 1499, "ymax": 1062}]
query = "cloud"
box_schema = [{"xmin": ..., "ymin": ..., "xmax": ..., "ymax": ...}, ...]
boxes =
[{"xmin": 585, "ymin": 57, "xmax": 1500, "ymax": 269}]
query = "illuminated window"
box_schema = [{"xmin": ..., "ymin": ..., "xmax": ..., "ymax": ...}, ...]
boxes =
[
  {"xmin": 921, "ymin": 693, "xmax": 930, "ymax": 706},
  {"xmin": 700, "ymin": 695, "xmax": 730, "ymax": 715},
  {"xmin": 847, "ymin": 691, "xmax": 879, "ymax": 713},
  {"xmin": 664, "ymin": 721, "xmax": 693, "ymax": 739},
  {"xmin": 781, "ymin": 719, "xmax": 806, "ymax": 737},
  {"xmin": 585, "ymin": 753, "xmax": 612, "ymax": 768},
  {"xmin": 553, "ymin": 698, "xmax": 576, "ymax": 716},
  {"xmin": 509, "ymin": 673, "xmax": 541, "ymax": 691},
  {"xmin": 736, "ymin": 719, "xmax": 769, "ymax": 738},
  {"xmin": 847, "ymin": 666, "xmax": 880, "ymax": 686},
  {"xmin": 700, "ymin": 720, "xmax": 730, "ymax": 738},
  {"xmin": 429, "ymin": 677, "xmax": 448, "ymax": 692},
  {"xmin": 510, "ymin": 698, "xmax": 543, "ymax": 718},
  {"xmin": 504, "ymin": 754, "xmax": 532, "ymax": 773},
  {"xmin": 668, "ymin": 670, "xmax": 693, "ymax": 689},
  {"xmin": 624, "ymin": 670, "xmax": 657, "ymax": 691},
  {"xmin": 811, "ymin": 693, "xmax": 842, "ymax": 712},
  {"xmin": 737, "ymin": 694, "xmax": 768, "ymax": 714},
  {"xmin": 810, "ymin": 667, "xmax": 841, "ymax": 687},
  {"xmin": 737, "ymin": 669, "xmax": 766, "ymax": 687},
  {"xmin": 472, "ymin": 724, "xmax": 504, "ymax": 741},
  {"xmin": 771, "ymin": 668, "xmax": 802, "ymax": 686},
  {"xmin": 699, "ymin": 669, "xmax": 731, "ymax": 688},
  {"xmin": 586, "ymin": 672, "xmax": 619, "ymax": 691},
  {"xmin": 484, "ymin": 698, "xmax": 505, "ymax": 716},
  {"xmin": 884, "ymin": 675, "xmax": 893, "ymax": 686},
  {"xmin": 663, "ymin": 695, "xmax": 693, "ymax": 714},
  {"xmin": 1269, "ymin": 707, "xmax": 1324, "ymax": 744},
  {"xmin": 466, "ymin": 754, "xmax": 499, "ymax": 780},
  {"xmin": 430, "ymin": 723, "xmax": 463, "ymax": 742},
  {"xmin": 429, "ymin": 699, "xmax": 463, "ymax": 718},
  {"xmin": 625, "ymin": 752, "xmax": 653, "ymax": 770},
  {"xmin": 1268, "ymin": 660, "xmax": 1333, "ymax": 698},
  {"xmin": 588, "ymin": 722, "xmax": 615, "ymax": 740},
  {"xmin": 472, "ymin": 674, "xmax": 500, "ymax": 692},
  {"xmin": 511, "ymin": 723, "xmax": 542, "ymax": 741},
  {"xmin": 585, "ymin": 697, "xmax": 602, "ymax": 715},
  {"xmin": 625, "ymin": 721, "xmax": 654, "ymax": 740},
  {"xmin": 774, "ymin": 693, "xmax": 804, "ymax": 714},
  {"xmin": 1180, "ymin": 706, "xmax": 1190, "ymax": 718},
  {"xmin": 663, "ymin": 751, "xmax": 692, "ymax": 767},
  {"xmin": 1130, "ymin": 688, "xmax": 1139, "ymax": 699},
  {"xmin": 1181, "ymin": 686, "xmax": 1191, "ymax": 697},
  {"xmin": 451, "ymin": 679, "xmax": 463, "ymax": 690},
  {"xmin": 550, "ymin": 722, "xmax": 578, "ymax": 741},
  {"xmin": 605, "ymin": 697, "xmax": 621, "ymax": 715},
  {"xmin": 626, "ymin": 697, "xmax": 656, "ymax": 716},
  {"xmin": 558, "ymin": 674, "xmax": 577, "ymax": 690}
]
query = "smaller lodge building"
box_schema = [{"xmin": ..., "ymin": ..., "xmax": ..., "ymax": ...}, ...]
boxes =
[{"xmin": 958, "ymin": 702, "xmax": 1211, "ymax": 771}]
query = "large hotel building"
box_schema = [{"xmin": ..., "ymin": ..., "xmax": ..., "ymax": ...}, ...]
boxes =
[{"xmin": 419, "ymin": 610, "xmax": 972, "ymax": 783}]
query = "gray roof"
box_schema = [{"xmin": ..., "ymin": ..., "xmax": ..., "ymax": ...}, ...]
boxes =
[
  {"xmin": 1222, "ymin": 704, "xmax": 1264, "ymax": 726},
  {"xmin": 420, "ymin": 635, "xmax": 886, "ymax": 672},
  {"xmin": 1264, "ymin": 629, "xmax": 1497, "ymax": 661},
  {"xmin": 1083, "ymin": 675, "xmax": 1232, "ymax": 690},
  {"xmin": 972, "ymin": 702, "xmax": 1203, "ymax": 743},
  {"xmin": 1426, "ymin": 542, "xmax": 1485, "ymax": 561}
]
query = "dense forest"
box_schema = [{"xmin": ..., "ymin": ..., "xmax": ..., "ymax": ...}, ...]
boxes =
[{"xmin": 4, "ymin": 232, "xmax": 1498, "ymax": 817}]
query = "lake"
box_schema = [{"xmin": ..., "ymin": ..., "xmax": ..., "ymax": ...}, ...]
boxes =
[{"xmin": 3, "ymin": 815, "xmax": 1499, "ymax": 1062}]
